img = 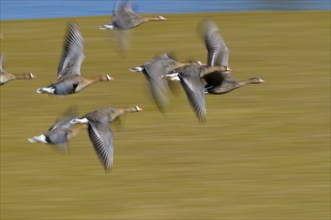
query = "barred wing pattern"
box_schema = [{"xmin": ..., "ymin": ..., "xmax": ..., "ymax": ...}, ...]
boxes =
[
  {"xmin": 202, "ymin": 19, "xmax": 229, "ymax": 67},
  {"xmin": 57, "ymin": 22, "xmax": 85, "ymax": 79},
  {"xmin": 178, "ymin": 65, "xmax": 206, "ymax": 123},
  {"xmin": 87, "ymin": 121, "xmax": 114, "ymax": 172}
]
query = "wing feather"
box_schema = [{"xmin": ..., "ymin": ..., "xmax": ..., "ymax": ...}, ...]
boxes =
[
  {"xmin": 202, "ymin": 19, "xmax": 229, "ymax": 67},
  {"xmin": 57, "ymin": 22, "xmax": 85, "ymax": 79},
  {"xmin": 178, "ymin": 66, "xmax": 206, "ymax": 123},
  {"xmin": 112, "ymin": 0, "xmax": 143, "ymax": 29},
  {"xmin": 88, "ymin": 122, "xmax": 114, "ymax": 172}
]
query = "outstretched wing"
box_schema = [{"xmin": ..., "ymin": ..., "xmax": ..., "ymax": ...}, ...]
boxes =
[
  {"xmin": 178, "ymin": 65, "xmax": 206, "ymax": 123},
  {"xmin": 201, "ymin": 19, "xmax": 229, "ymax": 67},
  {"xmin": 87, "ymin": 121, "xmax": 114, "ymax": 172},
  {"xmin": 57, "ymin": 22, "xmax": 85, "ymax": 79},
  {"xmin": 112, "ymin": 0, "xmax": 143, "ymax": 29},
  {"xmin": 48, "ymin": 109, "xmax": 76, "ymax": 131},
  {"xmin": 142, "ymin": 54, "xmax": 175, "ymax": 112}
]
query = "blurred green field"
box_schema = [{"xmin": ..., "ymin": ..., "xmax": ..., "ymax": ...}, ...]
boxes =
[{"xmin": 0, "ymin": 11, "xmax": 330, "ymax": 219}]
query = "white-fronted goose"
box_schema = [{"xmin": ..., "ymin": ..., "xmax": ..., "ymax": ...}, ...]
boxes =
[
  {"xmin": 0, "ymin": 53, "xmax": 34, "ymax": 86},
  {"xmin": 70, "ymin": 106, "xmax": 143, "ymax": 172},
  {"xmin": 162, "ymin": 63, "xmax": 227, "ymax": 123},
  {"xmin": 99, "ymin": 0, "xmax": 166, "ymax": 30},
  {"xmin": 130, "ymin": 53, "xmax": 191, "ymax": 113},
  {"xmin": 36, "ymin": 22, "xmax": 114, "ymax": 95},
  {"xmin": 201, "ymin": 19, "xmax": 264, "ymax": 94},
  {"xmin": 28, "ymin": 109, "xmax": 86, "ymax": 152}
]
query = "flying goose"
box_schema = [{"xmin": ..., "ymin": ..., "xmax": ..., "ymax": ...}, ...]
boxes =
[
  {"xmin": 161, "ymin": 63, "xmax": 227, "ymax": 123},
  {"xmin": 201, "ymin": 19, "xmax": 264, "ymax": 94},
  {"xmin": 129, "ymin": 53, "xmax": 193, "ymax": 113},
  {"xmin": 99, "ymin": 0, "xmax": 166, "ymax": 30},
  {"xmin": 0, "ymin": 53, "xmax": 34, "ymax": 86},
  {"xmin": 70, "ymin": 106, "xmax": 143, "ymax": 172},
  {"xmin": 36, "ymin": 22, "xmax": 114, "ymax": 95},
  {"xmin": 28, "ymin": 109, "xmax": 86, "ymax": 153}
]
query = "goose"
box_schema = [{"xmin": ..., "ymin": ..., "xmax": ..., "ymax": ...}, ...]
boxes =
[
  {"xmin": 129, "ymin": 53, "xmax": 192, "ymax": 113},
  {"xmin": 36, "ymin": 22, "xmax": 114, "ymax": 95},
  {"xmin": 161, "ymin": 63, "xmax": 228, "ymax": 123},
  {"xmin": 28, "ymin": 109, "xmax": 86, "ymax": 152},
  {"xmin": 70, "ymin": 106, "xmax": 143, "ymax": 172},
  {"xmin": 201, "ymin": 19, "xmax": 264, "ymax": 94},
  {"xmin": 0, "ymin": 53, "xmax": 34, "ymax": 86},
  {"xmin": 99, "ymin": 0, "xmax": 166, "ymax": 30}
]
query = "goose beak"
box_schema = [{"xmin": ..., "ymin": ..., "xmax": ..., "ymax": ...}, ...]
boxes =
[
  {"xmin": 106, "ymin": 74, "xmax": 114, "ymax": 81},
  {"xmin": 158, "ymin": 16, "xmax": 167, "ymax": 20},
  {"xmin": 29, "ymin": 73, "xmax": 35, "ymax": 78},
  {"xmin": 196, "ymin": 61, "xmax": 203, "ymax": 65},
  {"xmin": 259, "ymin": 79, "xmax": 265, "ymax": 83},
  {"xmin": 135, "ymin": 106, "xmax": 143, "ymax": 112}
]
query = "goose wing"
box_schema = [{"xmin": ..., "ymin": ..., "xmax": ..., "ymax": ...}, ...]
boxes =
[
  {"xmin": 178, "ymin": 65, "xmax": 206, "ymax": 123},
  {"xmin": 57, "ymin": 22, "xmax": 85, "ymax": 79},
  {"xmin": 202, "ymin": 19, "xmax": 229, "ymax": 67},
  {"xmin": 112, "ymin": 0, "xmax": 143, "ymax": 29},
  {"xmin": 87, "ymin": 121, "xmax": 114, "ymax": 172},
  {"xmin": 142, "ymin": 54, "xmax": 175, "ymax": 112},
  {"xmin": 48, "ymin": 109, "xmax": 76, "ymax": 131}
]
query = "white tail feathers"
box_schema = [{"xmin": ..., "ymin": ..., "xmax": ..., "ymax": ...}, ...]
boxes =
[
  {"xmin": 129, "ymin": 66, "xmax": 144, "ymax": 72},
  {"xmin": 99, "ymin": 24, "xmax": 114, "ymax": 30},
  {"xmin": 70, "ymin": 118, "xmax": 89, "ymax": 125},
  {"xmin": 28, "ymin": 134, "xmax": 47, "ymax": 144},
  {"xmin": 36, "ymin": 87, "xmax": 55, "ymax": 94}
]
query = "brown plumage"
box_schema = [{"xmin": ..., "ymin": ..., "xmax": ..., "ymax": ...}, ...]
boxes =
[
  {"xmin": 36, "ymin": 21, "xmax": 114, "ymax": 95},
  {"xmin": 28, "ymin": 108, "xmax": 86, "ymax": 153},
  {"xmin": 130, "ymin": 52, "xmax": 193, "ymax": 113},
  {"xmin": 99, "ymin": 0, "xmax": 166, "ymax": 30},
  {"xmin": 201, "ymin": 18, "xmax": 264, "ymax": 94},
  {"xmin": 162, "ymin": 63, "xmax": 227, "ymax": 123},
  {"xmin": 0, "ymin": 53, "xmax": 35, "ymax": 86}
]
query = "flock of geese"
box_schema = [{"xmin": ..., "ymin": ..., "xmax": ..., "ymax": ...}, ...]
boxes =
[{"xmin": 2, "ymin": 0, "xmax": 264, "ymax": 172}]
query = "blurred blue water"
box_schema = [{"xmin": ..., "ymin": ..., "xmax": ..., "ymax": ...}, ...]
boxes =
[{"xmin": 1, "ymin": 0, "xmax": 330, "ymax": 20}]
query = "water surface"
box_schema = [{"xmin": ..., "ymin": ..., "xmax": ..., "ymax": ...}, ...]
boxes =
[{"xmin": 1, "ymin": 0, "xmax": 330, "ymax": 20}]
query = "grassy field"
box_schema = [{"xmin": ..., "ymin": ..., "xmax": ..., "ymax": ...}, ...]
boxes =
[{"xmin": 1, "ymin": 11, "xmax": 330, "ymax": 219}]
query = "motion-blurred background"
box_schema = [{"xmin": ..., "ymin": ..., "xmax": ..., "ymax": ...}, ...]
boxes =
[{"xmin": 1, "ymin": 0, "xmax": 330, "ymax": 219}]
